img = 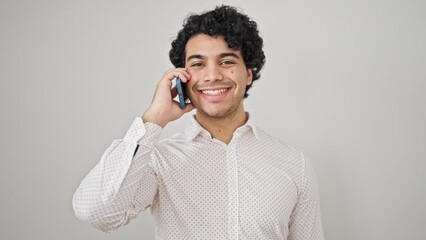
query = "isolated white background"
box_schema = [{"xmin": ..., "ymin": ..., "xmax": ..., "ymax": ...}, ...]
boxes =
[{"xmin": 1, "ymin": 0, "xmax": 425, "ymax": 239}]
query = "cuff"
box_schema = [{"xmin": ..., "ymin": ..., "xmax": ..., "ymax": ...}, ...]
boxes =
[{"xmin": 123, "ymin": 117, "xmax": 162, "ymax": 144}]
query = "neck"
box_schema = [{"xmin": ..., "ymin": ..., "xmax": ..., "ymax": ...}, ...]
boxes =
[{"xmin": 195, "ymin": 103, "xmax": 248, "ymax": 144}]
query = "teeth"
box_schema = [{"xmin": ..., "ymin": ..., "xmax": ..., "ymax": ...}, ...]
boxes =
[
  {"xmin": 202, "ymin": 88, "xmax": 228, "ymax": 95},
  {"xmin": 202, "ymin": 89, "xmax": 227, "ymax": 95}
]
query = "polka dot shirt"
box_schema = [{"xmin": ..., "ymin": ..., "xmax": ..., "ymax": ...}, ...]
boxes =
[{"xmin": 73, "ymin": 116, "xmax": 324, "ymax": 240}]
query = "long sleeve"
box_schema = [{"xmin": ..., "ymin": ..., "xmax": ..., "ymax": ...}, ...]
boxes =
[
  {"xmin": 72, "ymin": 117, "xmax": 162, "ymax": 232},
  {"xmin": 288, "ymin": 153, "xmax": 325, "ymax": 240}
]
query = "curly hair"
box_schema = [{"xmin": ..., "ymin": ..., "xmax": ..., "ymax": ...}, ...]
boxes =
[{"xmin": 169, "ymin": 5, "xmax": 265, "ymax": 98}]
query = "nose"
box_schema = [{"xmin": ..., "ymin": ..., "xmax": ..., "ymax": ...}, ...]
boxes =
[{"xmin": 202, "ymin": 64, "xmax": 223, "ymax": 82}]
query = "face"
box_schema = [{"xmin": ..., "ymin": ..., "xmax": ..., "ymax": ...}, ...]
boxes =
[{"xmin": 184, "ymin": 34, "xmax": 253, "ymax": 120}]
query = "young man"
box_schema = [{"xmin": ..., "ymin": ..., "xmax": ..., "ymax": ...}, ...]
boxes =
[{"xmin": 73, "ymin": 5, "xmax": 324, "ymax": 240}]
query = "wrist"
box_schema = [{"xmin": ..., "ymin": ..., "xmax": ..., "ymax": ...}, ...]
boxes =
[{"xmin": 142, "ymin": 110, "xmax": 168, "ymax": 128}]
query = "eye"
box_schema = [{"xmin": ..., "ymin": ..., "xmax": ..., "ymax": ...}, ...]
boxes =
[
  {"xmin": 190, "ymin": 62, "xmax": 204, "ymax": 68},
  {"xmin": 221, "ymin": 60, "xmax": 235, "ymax": 66}
]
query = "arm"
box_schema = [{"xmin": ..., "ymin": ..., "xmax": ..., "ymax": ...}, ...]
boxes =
[
  {"xmin": 72, "ymin": 68, "xmax": 194, "ymax": 232},
  {"xmin": 288, "ymin": 153, "xmax": 325, "ymax": 240},
  {"xmin": 72, "ymin": 118, "xmax": 162, "ymax": 232}
]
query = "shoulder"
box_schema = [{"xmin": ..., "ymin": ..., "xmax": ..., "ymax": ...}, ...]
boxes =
[
  {"xmin": 252, "ymin": 126, "xmax": 304, "ymax": 157},
  {"xmin": 155, "ymin": 130, "xmax": 188, "ymax": 150},
  {"xmin": 249, "ymin": 126, "xmax": 309, "ymax": 183}
]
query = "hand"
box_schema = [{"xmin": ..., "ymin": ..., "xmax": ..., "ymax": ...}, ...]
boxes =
[{"xmin": 142, "ymin": 68, "xmax": 195, "ymax": 127}]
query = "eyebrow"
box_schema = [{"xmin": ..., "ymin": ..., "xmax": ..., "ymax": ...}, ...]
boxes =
[
  {"xmin": 219, "ymin": 52, "xmax": 240, "ymax": 59},
  {"xmin": 186, "ymin": 54, "xmax": 205, "ymax": 62},
  {"xmin": 186, "ymin": 52, "xmax": 240, "ymax": 62}
]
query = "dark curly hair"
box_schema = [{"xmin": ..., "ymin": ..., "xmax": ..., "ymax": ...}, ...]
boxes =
[{"xmin": 169, "ymin": 5, "xmax": 265, "ymax": 98}]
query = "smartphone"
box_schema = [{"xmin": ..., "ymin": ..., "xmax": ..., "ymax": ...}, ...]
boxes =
[{"xmin": 176, "ymin": 77, "xmax": 187, "ymax": 109}]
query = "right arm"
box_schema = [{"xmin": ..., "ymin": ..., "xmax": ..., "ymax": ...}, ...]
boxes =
[
  {"xmin": 72, "ymin": 118, "xmax": 162, "ymax": 232},
  {"xmin": 72, "ymin": 68, "xmax": 193, "ymax": 232}
]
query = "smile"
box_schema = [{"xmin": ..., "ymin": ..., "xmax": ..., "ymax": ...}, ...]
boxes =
[{"xmin": 201, "ymin": 88, "xmax": 229, "ymax": 96}]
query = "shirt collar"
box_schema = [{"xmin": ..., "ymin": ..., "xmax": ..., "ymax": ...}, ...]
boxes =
[
  {"xmin": 184, "ymin": 113, "xmax": 260, "ymax": 142},
  {"xmin": 184, "ymin": 116, "xmax": 206, "ymax": 142}
]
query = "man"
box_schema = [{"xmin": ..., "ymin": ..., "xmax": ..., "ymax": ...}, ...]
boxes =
[{"xmin": 73, "ymin": 5, "xmax": 324, "ymax": 240}]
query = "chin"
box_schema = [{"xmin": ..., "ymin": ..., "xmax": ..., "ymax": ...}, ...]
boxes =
[
  {"xmin": 197, "ymin": 104, "xmax": 240, "ymax": 119},
  {"xmin": 197, "ymin": 108, "xmax": 225, "ymax": 118}
]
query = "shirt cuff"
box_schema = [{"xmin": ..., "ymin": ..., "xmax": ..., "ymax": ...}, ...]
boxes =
[{"xmin": 123, "ymin": 117, "xmax": 162, "ymax": 144}]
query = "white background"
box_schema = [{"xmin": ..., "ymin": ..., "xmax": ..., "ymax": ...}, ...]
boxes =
[{"xmin": 1, "ymin": 0, "xmax": 425, "ymax": 239}]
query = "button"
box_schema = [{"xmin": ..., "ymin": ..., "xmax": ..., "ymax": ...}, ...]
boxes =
[{"xmin": 230, "ymin": 217, "xmax": 238, "ymax": 227}]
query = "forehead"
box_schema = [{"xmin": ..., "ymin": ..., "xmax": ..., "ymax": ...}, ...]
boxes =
[{"xmin": 185, "ymin": 34, "xmax": 243, "ymax": 59}]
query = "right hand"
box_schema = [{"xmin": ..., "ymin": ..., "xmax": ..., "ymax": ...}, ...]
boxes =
[{"xmin": 142, "ymin": 68, "xmax": 195, "ymax": 127}]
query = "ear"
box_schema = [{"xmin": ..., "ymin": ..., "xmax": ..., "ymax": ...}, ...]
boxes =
[{"xmin": 246, "ymin": 68, "xmax": 253, "ymax": 86}]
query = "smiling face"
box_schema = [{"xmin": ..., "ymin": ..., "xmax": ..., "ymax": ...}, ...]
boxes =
[{"xmin": 185, "ymin": 34, "xmax": 253, "ymax": 121}]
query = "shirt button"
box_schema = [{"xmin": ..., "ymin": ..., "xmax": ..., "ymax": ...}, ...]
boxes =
[
  {"xmin": 231, "ymin": 181, "xmax": 237, "ymax": 190},
  {"xmin": 231, "ymin": 217, "xmax": 238, "ymax": 227}
]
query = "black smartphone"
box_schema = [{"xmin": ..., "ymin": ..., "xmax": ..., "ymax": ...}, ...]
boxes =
[{"xmin": 176, "ymin": 77, "xmax": 187, "ymax": 109}]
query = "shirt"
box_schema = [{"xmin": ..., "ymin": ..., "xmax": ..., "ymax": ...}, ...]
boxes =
[{"xmin": 73, "ymin": 116, "xmax": 324, "ymax": 240}]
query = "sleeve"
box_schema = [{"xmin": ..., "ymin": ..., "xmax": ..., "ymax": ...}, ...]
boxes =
[
  {"xmin": 288, "ymin": 153, "xmax": 325, "ymax": 240},
  {"xmin": 72, "ymin": 117, "xmax": 162, "ymax": 232}
]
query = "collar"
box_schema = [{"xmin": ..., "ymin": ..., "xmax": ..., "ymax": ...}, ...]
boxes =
[{"xmin": 184, "ymin": 113, "xmax": 260, "ymax": 142}]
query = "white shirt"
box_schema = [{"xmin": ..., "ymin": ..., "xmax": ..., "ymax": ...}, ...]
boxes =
[{"xmin": 73, "ymin": 116, "xmax": 324, "ymax": 240}]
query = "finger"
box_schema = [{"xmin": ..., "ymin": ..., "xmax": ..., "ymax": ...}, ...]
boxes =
[
  {"xmin": 163, "ymin": 68, "xmax": 191, "ymax": 83},
  {"xmin": 170, "ymin": 86, "xmax": 178, "ymax": 98},
  {"xmin": 177, "ymin": 69, "xmax": 191, "ymax": 83}
]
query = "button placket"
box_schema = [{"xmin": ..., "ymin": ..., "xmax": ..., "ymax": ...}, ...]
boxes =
[{"xmin": 226, "ymin": 142, "xmax": 239, "ymax": 239}]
